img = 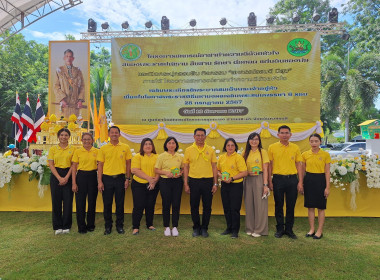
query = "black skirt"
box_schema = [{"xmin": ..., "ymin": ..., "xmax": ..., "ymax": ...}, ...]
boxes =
[{"xmin": 304, "ymin": 172, "xmax": 327, "ymax": 210}]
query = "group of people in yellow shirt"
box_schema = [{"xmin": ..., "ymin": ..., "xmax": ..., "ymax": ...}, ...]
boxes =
[{"xmin": 48, "ymin": 125, "xmax": 330, "ymax": 240}]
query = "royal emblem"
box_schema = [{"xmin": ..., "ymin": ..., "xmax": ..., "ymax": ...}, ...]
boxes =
[
  {"xmin": 120, "ymin": 43, "xmax": 142, "ymax": 61},
  {"xmin": 287, "ymin": 38, "xmax": 311, "ymax": 57}
]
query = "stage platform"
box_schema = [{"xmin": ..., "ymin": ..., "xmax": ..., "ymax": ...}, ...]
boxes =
[{"xmin": 0, "ymin": 173, "xmax": 379, "ymax": 217}]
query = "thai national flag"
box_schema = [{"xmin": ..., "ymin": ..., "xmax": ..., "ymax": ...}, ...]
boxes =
[
  {"xmin": 11, "ymin": 92, "xmax": 23, "ymax": 142},
  {"xmin": 29, "ymin": 96, "xmax": 45, "ymax": 143},
  {"xmin": 20, "ymin": 95, "xmax": 35, "ymax": 143}
]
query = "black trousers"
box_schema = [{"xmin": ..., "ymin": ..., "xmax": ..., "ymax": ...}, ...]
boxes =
[
  {"xmin": 160, "ymin": 177, "xmax": 183, "ymax": 227},
  {"xmin": 272, "ymin": 174, "xmax": 298, "ymax": 232},
  {"xmin": 102, "ymin": 174, "xmax": 125, "ymax": 229},
  {"xmin": 131, "ymin": 180, "xmax": 159, "ymax": 229},
  {"xmin": 50, "ymin": 167, "xmax": 73, "ymax": 230},
  {"xmin": 221, "ymin": 181, "xmax": 243, "ymax": 233},
  {"xmin": 189, "ymin": 177, "xmax": 213, "ymax": 230},
  {"xmin": 75, "ymin": 170, "xmax": 98, "ymax": 231}
]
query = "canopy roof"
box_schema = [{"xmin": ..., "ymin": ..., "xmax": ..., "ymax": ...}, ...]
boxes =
[
  {"xmin": 0, "ymin": 0, "xmax": 51, "ymax": 34},
  {"xmin": 0, "ymin": 0, "xmax": 82, "ymax": 43}
]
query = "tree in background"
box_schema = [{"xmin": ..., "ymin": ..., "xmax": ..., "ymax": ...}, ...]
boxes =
[
  {"xmin": 344, "ymin": 0, "xmax": 380, "ymax": 53},
  {"xmin": 90, "ymin": 66, "xmax": 111, "ymax": 111},
  {"xmin": 90, "ymin": 47, "xmax": 111, "ymax": 109},
  {"xmin": 269, "ymin": 0, "xmax": 330, "ymax": 24},
  {"xmin": 0, "ymin": 32, "xmax": 48, "ymax": 151},
  {"xmin": 321, "ymin": 51, "xmax": 379, "ymax": 141}
]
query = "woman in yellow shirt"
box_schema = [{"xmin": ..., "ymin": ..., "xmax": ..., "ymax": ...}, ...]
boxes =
[
  {"xmin": 131, "ymin": 138, "xmax": 159, "ymax": 235},
  {"xmin": 243, "ymin": 132, "xmax": 270, "ymax": 237},
  {"xmin": 71, "ymin": 133, "xmax": 98, "ymax": 234},
  {"xmin": 155, "ymin": 137, "xmax": 183, "ymax": 237},
  {"xmin": 48, "ymin": 128, "xmax": 76, "ymax": 235},
  {"xmin": 301, "ymin": 133, "xmax": 331, "ymax": 239},
  {"xmin": 217, "ymin": 138, "xmax": 247, "ymax": 238}
]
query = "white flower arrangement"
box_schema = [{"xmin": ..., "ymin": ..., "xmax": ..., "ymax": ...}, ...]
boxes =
[
  {"xmin": 0, "ymin": 152, "xmax": 51, "ymax": 191},
  {"xmin": 330, "ymin": 155, "xmax": 361, "ymax": 188},
  {"xmin": 330, "ymin": 152, "xmax": 380, "ymax": 189},
  {"xmin": 360, "ymin": 153, "xmax": 380, "ymax": 189},
  {"xmin": 0, "ymin": 155, "xmax": 15, "ymax": 188}
]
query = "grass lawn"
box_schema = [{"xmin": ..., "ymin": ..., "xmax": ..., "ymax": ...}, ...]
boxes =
[{"xmin": 0, "ymin": 212, "xmax": 379, "ymax": 280}]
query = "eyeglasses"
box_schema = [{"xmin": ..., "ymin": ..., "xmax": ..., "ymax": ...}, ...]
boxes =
[{"xmin": 195, "ymin": 134, "xmax": 206, "ymax": 137}]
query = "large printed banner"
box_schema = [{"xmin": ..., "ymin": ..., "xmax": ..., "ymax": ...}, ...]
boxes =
[{"xmin": 112, "ymin": 32, "xmax": 320, "ymax": 125}]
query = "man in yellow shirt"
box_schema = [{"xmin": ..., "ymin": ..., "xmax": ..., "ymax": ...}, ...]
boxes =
[
  {"xmin": 97, "ymin": 126, "xmax": 132, "ymax": 235},
  {"xmin": 268, "ymin": 125, "xmax": 303, "ymax": 239},
  {"xmin": 183, "ymin": 128, "xmax": 218, "ymax": 237}
]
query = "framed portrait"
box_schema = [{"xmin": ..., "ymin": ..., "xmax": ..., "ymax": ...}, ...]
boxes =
[{"xmin": 48, "ymin": 40, "xmax": 90, "ymax": 121}]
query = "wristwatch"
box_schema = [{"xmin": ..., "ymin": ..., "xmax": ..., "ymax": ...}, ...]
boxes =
[
  {"xmin": 214, "ymin": 183, "xmax": 218, "ymax": 186},
  {"xmin": 263, "ymin": 183, "xmax": 268, "ymax": 187},
  {"xmin": 231, "ymin": 177, "xmax": 235, "ymax": 182}
]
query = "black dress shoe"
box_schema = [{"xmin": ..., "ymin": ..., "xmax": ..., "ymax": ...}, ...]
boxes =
[
  {"xmin": 104, "ymin": 228, "xmax": 112, "ymax": 235},
  {"xmin": 116, "ymin": 227, "xmax": 125, "ymax": 234},
  {"xmin": 274, "ymin": 231, "xmax": 285, "ymax": 238},
  {"xmin": 305, "ymin": 232, "xmax": 315, "ymax": 238},
  {"xmin": 220, "ymin": 230, "xmax": 232, "ymax": 235},
  {"xmin": 201, "ymin": 229, "xmax": 209, "ymax": 238},
  {"xmin": 285, "ymin": 231, "xmax": 298, "ymax": 239},
  {"xmin": 78, "ymin": 229, "xmax": 87, "ymax": 234},
  {"xmin": 313, "ymin": 234, "xmax": 323, "ymax": 239},
  {"xmin": 87, "ymin": 226, "xmax": 95, "ymax": 232},
  {"xmin": 231, "ymin": 232, "xmax": 238, "ymax": 239},
  {"xmin": 192, "ymin": 228, "xmax": 201, "ymax": 237}
]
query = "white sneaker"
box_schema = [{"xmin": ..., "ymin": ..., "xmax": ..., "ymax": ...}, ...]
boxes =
[
  {"xmin": 62, "ymin": 229, "xmax": 70, "ymax": 234},
  {"xmin": 164, "ymin": 227, "xmax": 171, "ymax": 236},
  {"xmin": 246, "ymin": 232, "xmax": 252, "ymax": 235},
  {"xmin": 55, "ymin": 229, "xmax": 63, "ymax": 235},
  {"xmin": 252, "ymin": 233, "xmax": 261, "ymax": 237},
  {"xmin": 172, "ymin": 227, "xmax": 179, "ymax": 237}
]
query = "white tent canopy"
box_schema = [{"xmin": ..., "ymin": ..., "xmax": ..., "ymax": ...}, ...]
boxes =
[{"xmin": 0, "ymin": 0, "xmax": 82, "ymax": 43}]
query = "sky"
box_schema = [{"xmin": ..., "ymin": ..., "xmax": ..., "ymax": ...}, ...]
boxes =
[{"xmin": 20, "ymin": 0, "xmax": 349, "ymax": 45}]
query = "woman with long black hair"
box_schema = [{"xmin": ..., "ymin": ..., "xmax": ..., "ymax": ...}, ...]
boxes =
[{"xmin": 243, "ymin": 132, "xmax": 270, "ymax": 237}]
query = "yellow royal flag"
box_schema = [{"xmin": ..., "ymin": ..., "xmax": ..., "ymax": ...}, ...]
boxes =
[
  {"xmin": 93, "ymin": 96, "xmax": 100, "ymax": 141},
  {"xmin": 99, "ymin": 93, "xmax": 108, "ymax": 142}
]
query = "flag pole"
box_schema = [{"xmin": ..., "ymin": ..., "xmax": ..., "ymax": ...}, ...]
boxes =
[
  {"xmin": 25, "ymin": 92, "xmax": 29, "ymax": 149},
  {"xmin": 14, "ymin": 91, "xmax": 18, "ymax": 146}
]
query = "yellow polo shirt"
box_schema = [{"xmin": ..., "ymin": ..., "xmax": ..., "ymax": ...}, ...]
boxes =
[
  {"xmin": 155, "ymin": 152, "xmax": 184, "ymax": 178},
  {"xmin": 72, "ymin": 147, "xmax": 98, "ymax": 171},
  {"xmin": 302, "ymin": 149, "xmax": 331, "ymax": 173},
  {"xmin": 131, "ymin": 153, "xmax": 158, "ymax": 184},
  {"xmin": 183, "ymin": 144, "xmax": 217, "ymax": 178},
  {"xmin": 268, "ymin": 142, "xmax": 302, "ymax": 175},
  {"xmin": 217, "ymin": 152, "xmax": 247, "ymax": 183},
  {"xmin": 245, "ymin": 149, "xmax": 270, "ymax": 172},
  {"xmin": 48, "ymin": 145, "xmax": 76, "ymax": 168},
  {"xmin": 97, "ymin": 142, "xmax": 132, "ymax": 176}
]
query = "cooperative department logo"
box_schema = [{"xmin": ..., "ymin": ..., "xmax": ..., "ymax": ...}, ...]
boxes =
[
  {"xmin": 120, "ymin": 43, "xmax": 142, "ymax": 61},
  {"xmin": 287, "ymin": 38, "xmax": 311, "ymax": 57}
]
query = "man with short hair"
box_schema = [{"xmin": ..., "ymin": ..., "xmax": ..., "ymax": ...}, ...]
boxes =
[
  {"xmin": 183, "ymin": 128, "xmax": 218, "ymax": 237},
  {"xmin": 268, "ymin": 125, "xmax": 303, "ymax": 239},
  {"xmin": 97, "ymin": 126, "xmax": 132, "ymax": 235},
  {"xmin": 54, "ymin": 49, "xmax": 85, "ymax": 118}
]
